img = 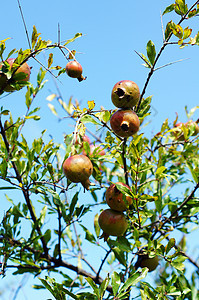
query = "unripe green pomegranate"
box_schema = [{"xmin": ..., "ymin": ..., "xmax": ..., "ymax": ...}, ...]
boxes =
[
  {"xmin": 62, "ymin": 154, "xmax": 93, "ymax": 190},
  {"xmin": 66, "ymin": 61, "xmax": 83, "ymax": 79},
  {"xmin": 0, "ymin": 58, "xmax": 31, "ymax": 92},
  {"xmin": 111, "ymin": 80, "xmax": 140, "ymax": 108},
  {"xmin": 106, "ymin": 182, "xmax": 132, "ymax": 211},
  {"xmin": 98, "ymin": 209, "xmax": 128, "ymax": 239},
  {"xmin": 110, "ymin": 109, "xmax": 140, "ymax": 138},
  {"xmin": 139, "ymin": 255, "xmax": 159, "ymax": 272}
]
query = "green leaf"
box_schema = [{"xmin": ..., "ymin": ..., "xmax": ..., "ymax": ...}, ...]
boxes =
[
  {"xmin": 183, "ymin": 27, "xmax": 192, "ymax": 40},
  {"xmin": 43, "ymin": 229, "xmax": 51, "ymax": 244},
  {"xmin": 69, "ymin": 191, "xmax": 79, "ymax": 215},
  {"xmin": 31, "ymin": 25, "xmax": 41, "ymax": 49},
  {"xmin": 112, "ymin": 247, "xmax": 126, "ymax": 266},
  {"xmin": 94, "ymin": 213, "xmax": 100, "ymax": 237},
  {"xmin": 175, "ymin": 0, "xmax": 188, "ymax": 15},
  {"xmin": 165, "ymin": 21, "xmax": 175, "ymax": 40},
  {"xmin": 118, "ymin": 269, "xmax": 148, "ymax": 297},
  {"xmin": 111, "ymin": 272, "xmax": 121, "ymax": 296},
  {"xmin": 165, "ymin": 238, "xmax": 176, "ymax": 254},
  {"xmin": 81, "ymin": 115, "xmax": 101, "ymax": 125},
  {"xmin": 156, "ymin": 166, "xmax": 167, "ymax": 177},
  {"xmin": 146, "ymin": 40, "xmax": 156, "ymax": 65},
  {"xmin": 186, "ymin": 162, "xmax": 198, "ymax": 183},
  {"xmin": 162, "ymin": 4, "xmax": 175, "ymax": 15},
  {"xmin": 188, "ymin": 8, "xmax": 197, "ymax": 18},
  {"xmin": 99, "ymin": 275, "xmax": 110, "ymax": 299},
  {"xmin": 80, "ymin": 224, "xmax": 96, "ymax": 243},
  {"xmin": 64, "ymin": 33, "xmax": 82, "ymax": 46},
  {"xmin": 86, "ymin": 277, "xmax": 100, "ymax": 297},
  {"xmin": 171, "ymin": 256, "xmax": 187, "ymax": 272}
]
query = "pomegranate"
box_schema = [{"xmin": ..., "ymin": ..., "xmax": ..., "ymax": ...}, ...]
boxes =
[
  {"xmin": 66, "ymin": 60, "xmax": 83, "ymax": 79},
  {"xmin": 62, "ymin": 154, "xmax": 93, "ymax": 190},
  {"xmin": 0, "ymin": 58, "xmax": 30, "ymax": 92},
  {"xmin": 75, "ymin": 135, "xmax": 91, "ymax": 147},
  {"xmin": 172, "ymin": 120, "xmax": 199, "ymax": 141},
  {"xmin": 111, "ymin": 80, "xmax": 140, "ymax": 108},
  {"xmin": 83, "ymin": 144, "xmax": 105, "ymax": 156},
  {"xmin": 110, "ymin": 109, "xmax": 140, "ymax": 138},
  {"xmin": 98, "ymin": 209, "xmax": 128, "ymax": 240},
  {"xmin": 106, "ymin": 182, "xmax": 132, "ymax": 211},
  {"xmin": 138, "ymin": 254, "xmax": 159, "ymax": 272}
]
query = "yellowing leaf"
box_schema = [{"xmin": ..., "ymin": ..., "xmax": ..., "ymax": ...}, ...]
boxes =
[
  {"xmin": 87, "ymin": 100, "xmax": 95, "ymax": 110},
  {"xmin": 48, "ymin": 53, "xmax": 53, "ymax": 68},
  {"xmin": 156, "ymin": 166, "xmax": 167, "ymax": 176}
]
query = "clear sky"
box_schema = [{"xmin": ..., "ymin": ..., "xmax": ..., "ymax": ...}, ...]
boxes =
[{"xmin": 0, "ymin": 0, "xmax": 199, "ymax": 299}]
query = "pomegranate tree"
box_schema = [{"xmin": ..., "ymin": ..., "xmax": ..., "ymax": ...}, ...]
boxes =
[
  {"xmin": 98, "ymin": 209, "xmax": 128, "ymax": 240},
  {"xmin": 106, "ymin": 182, "xmax": 132, "ymax": 211},
  {"xmin": 62, "ymin": 154, "xmax": 93, "ymax": 190},
  {"xmin": 110, "ymin": 109, "xmax": 140, "ymax": 138},
  {"xmin": 0, "ymin": 58, "xmax": 30, "ymax": 92},
  {"xmin": 111, "ymin": 80, "xmax": 140, "ymax": 108}
]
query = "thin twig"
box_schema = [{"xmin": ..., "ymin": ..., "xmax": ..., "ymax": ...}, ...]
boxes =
[
  {"xmin": 17, "ymin": 0, "xmax": 31, "ymax": 49},
  {"xmin": 136, "ymin": 0, "xmax": 199, "ymax": 113}
]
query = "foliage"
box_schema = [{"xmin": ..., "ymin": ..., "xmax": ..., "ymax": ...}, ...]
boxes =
[{"xmin": 0, "ymin": 1, "xmax": 199, "ymax": 299}]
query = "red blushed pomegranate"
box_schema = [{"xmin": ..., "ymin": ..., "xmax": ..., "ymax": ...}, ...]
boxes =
[
  {"xmin": 98, "ymin": 209, "xmax": 128, "ymax": 240},
  {"xmin": 62, "ymin": 154, "xmax": 93, "ymax": 190},
  {"xmin": 0, "ymin": 58, "xmax": 31, "ymax": 92},
  {"xmin": 172, "ymin": 120, "xmax": 199, "ymax": 141},
  {"xmin": 66, "ymin": 60, "xmax": 83, "ymax": 79},
  {"xmin": 111, "ymin": 80, "xmax": 140, "ymax": 109},
  {"xmin": 75, "ymin": 135, "xmax": 91, "ymax": 147},
  {"xmin": 106, "ymin": 182, "xmax": 132, "ymax": 211},
  {"xmin": 110, "ymin": 109, "xmax": 140, "ymax": 138},
  {"xmin": 83, "ymin": 144, "xmax": 106, "ymax": 156}
]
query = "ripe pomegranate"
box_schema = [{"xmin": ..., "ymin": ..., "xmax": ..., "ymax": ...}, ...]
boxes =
[
  {"xmin": 138, "ymin": 254, "xmax": 159, "ymax": 272},
  {"xmin": 66, "ymin": 60, "xmax": 83, "ymax": 80},
  {"xmin": 111, "ymin": 80, "xmax": 140, "ymax": 108},
  {"xmin": 110, "ymin": 109, "xmax": 140, "ymax": 138},
  {"xmin": 75, "ymin": 135, "xmax": 91, "ymax": 147},
  {"xmin": 106, "ymin": 182, "xmax": 132, "ymax": 211},
  {"xmin": 0, "ymin": 58, "xmax": 30, "ymax": 92},
  {"xmin": 62, "ymin": 154, "xmax": 93, "ymax": 190},
  {"xmin": 98, "ymin": 209, "xmax": 128, "ymax": 240}
]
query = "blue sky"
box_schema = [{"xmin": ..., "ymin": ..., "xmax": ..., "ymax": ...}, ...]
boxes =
[{"xmin": 0, "ymin": 0, "xmax": 199, "ymax": 299}]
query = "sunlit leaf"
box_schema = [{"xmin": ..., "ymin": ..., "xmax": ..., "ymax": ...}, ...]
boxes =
[{"xmin": 146, "ymin": 40, "xmax": 156, "ymax": 65}]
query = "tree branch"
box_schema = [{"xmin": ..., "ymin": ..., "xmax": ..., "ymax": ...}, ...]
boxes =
[
  {"xmin": 136, "ymin": 0, "xmax": 199, "ymax": 112},
  {"xmin": 0, "ymin": 118, "xmax": 49, "ymax": 257}
]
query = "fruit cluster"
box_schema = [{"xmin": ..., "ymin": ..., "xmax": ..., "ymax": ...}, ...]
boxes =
[
  {"xmin": 62, "ymin": 78, "xmax": 159, "ymax": 271},
  {"xmin": 110, "ymin": 80, "xmax": 140, "ymax": 138},
  {"xmin": 98, "ymin": 80, "xmax": 140, "ymax": 240},
  {"xmin": 98, "ymin": 182, "xmax": 132, "ymax": 241}
]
